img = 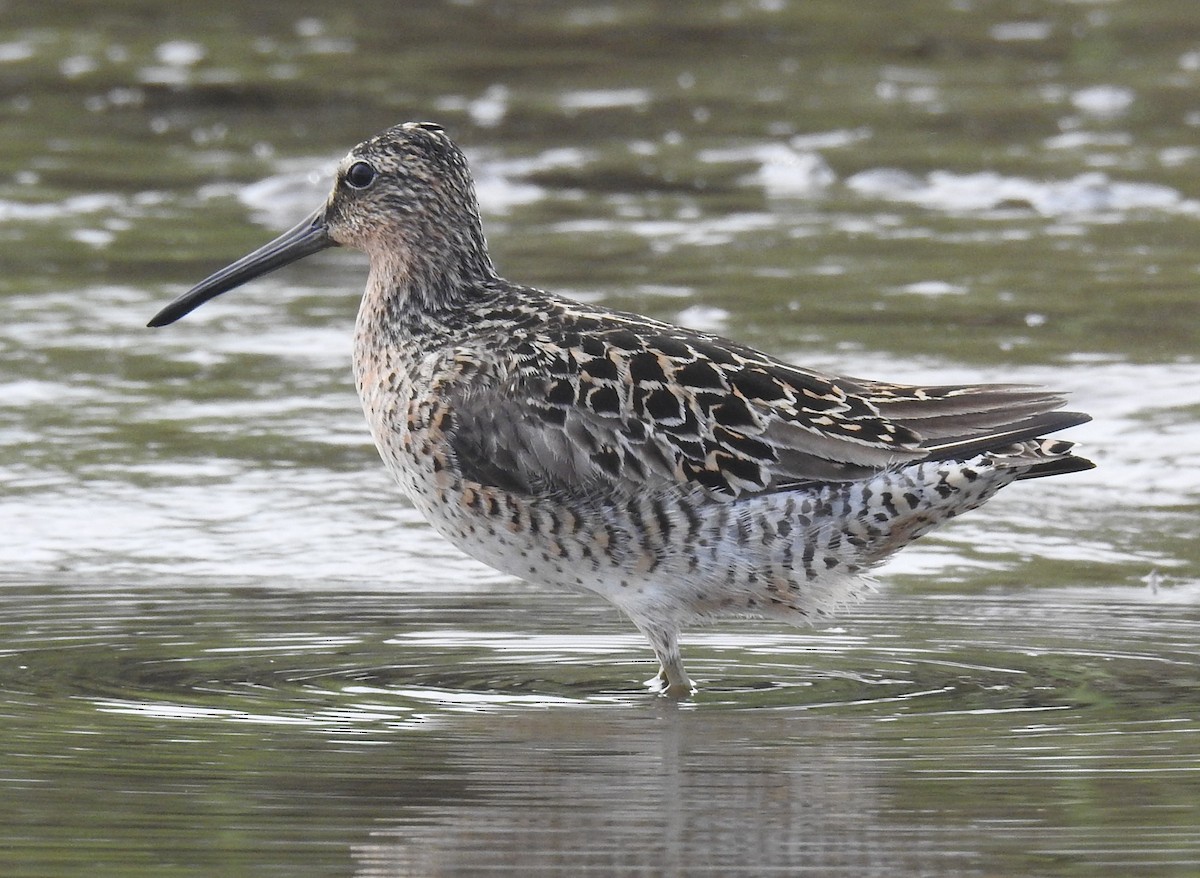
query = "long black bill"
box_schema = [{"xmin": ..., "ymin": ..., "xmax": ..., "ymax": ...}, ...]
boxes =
[{"xmin": 148, "ymin": 207, "xmax": 335, "ymax": 327}]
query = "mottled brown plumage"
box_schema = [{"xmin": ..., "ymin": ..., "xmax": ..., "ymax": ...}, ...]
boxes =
[{"xmin": 150, "ymin": 122, "xmax": 1093, "ymax": 696}]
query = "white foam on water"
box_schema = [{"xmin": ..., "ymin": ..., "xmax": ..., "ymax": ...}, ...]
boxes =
[{"xmin": 846, "ymin": 168, "xmax": 1198, "ymax": 218}]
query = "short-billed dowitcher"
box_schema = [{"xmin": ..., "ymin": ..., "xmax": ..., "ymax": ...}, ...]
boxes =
[{"xmin": 150, "ymin": 122, "xmax": 1093, "ymax": 696}]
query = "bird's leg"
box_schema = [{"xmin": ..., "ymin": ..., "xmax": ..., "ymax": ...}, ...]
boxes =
[{"xmin": 636, "ymin": 622, "xmax": 694, "ymax": 698}]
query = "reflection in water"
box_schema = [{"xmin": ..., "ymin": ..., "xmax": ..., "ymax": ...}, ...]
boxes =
[{"xmin": 351, "ymin": 710, "xmax": 971, "ymax": 877}]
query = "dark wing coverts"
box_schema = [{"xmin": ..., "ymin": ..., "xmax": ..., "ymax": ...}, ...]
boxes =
[{"xmin": 447, "ymin": 309, "xmax": 1084, "ymax": 500}]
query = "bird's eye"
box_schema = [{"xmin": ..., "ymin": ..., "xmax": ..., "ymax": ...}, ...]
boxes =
[{"xmin": 344, "ymin": 161, "xmax": 376, "ymax": 190}]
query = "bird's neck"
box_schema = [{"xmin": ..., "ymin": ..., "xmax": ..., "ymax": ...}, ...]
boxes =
[
  {"xmin": 355, "ymin": 241, "xmax": 499, "ymax": 355},
  {"xmin": 369, "ymin": 230, "xmax": 496, "ymax": 303}
]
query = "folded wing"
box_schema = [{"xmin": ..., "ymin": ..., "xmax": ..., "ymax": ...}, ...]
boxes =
[{"xmin": 445, "ymin": 318, "xmax": 1091, "ymax": 499}]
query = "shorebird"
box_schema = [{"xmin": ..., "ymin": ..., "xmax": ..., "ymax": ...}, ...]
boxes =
[{"xmin": 150, "ymin": 122, "xmax": 1093, "ymax": 696}]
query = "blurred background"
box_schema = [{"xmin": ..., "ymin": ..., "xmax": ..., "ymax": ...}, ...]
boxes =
[{"xmin": 0, "ymin": 1, "xmax": 1197, "ymax": 876}]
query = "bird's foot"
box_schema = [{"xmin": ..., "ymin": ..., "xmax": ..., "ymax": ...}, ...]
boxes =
[{"xmin": 645, "ymin": 664, "xmax": 696, "ymax": 699}]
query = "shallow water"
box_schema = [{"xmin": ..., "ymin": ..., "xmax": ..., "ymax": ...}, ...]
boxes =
[{"xmin": 1, "ymin": 1, "xmax": 1198, "ymax": 875}]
